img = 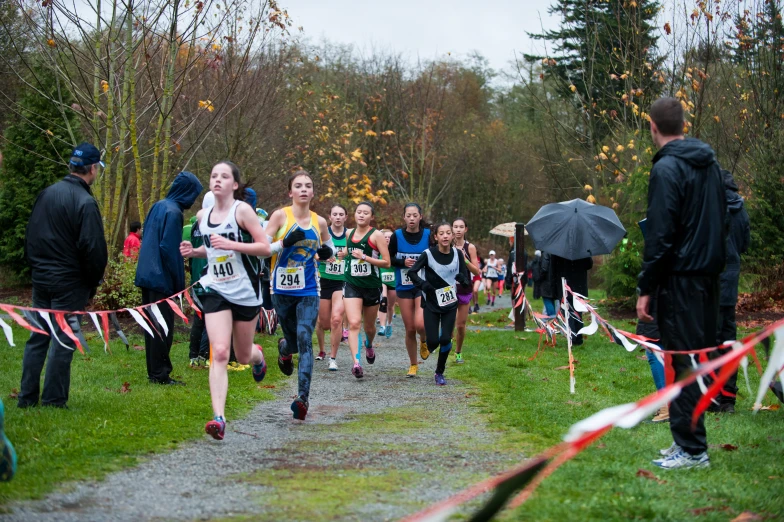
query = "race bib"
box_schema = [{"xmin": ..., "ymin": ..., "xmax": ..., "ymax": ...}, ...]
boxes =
[
  {"xmin": 325, "ymin": 260, "xmax": 344, "ymax": 276},
  {"xmin": 436, "ymin": 285, "xmax": 457, "ymax": 306},
  {"xmin": 382, "ymin": 272, "xmax": 395, "ymax": 284},
  {"xmin": 210, "ymin": 252, "xmax": 241, "ymax": 283},
  {"xmin": 350, "ymin": 259, "xmax": 372, "ymax": 277},
  {"xmin": 399, "ymin": 269, "xmax": 413, "ymax": 287},
  {"xmin": 276, "ymin": 266, "xmax": 305, "ymax": 290}
]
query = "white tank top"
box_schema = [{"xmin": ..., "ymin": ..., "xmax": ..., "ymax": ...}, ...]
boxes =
[
  {"xmin": 486, "ymin": 258, "xmax": 499, "ymax": 278},
  {"xmin": 199, "ymin": 200, "xmax": 262, "ymax": 306}
]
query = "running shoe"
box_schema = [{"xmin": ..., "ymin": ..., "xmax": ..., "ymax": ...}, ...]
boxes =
[
  {"xmin": 434, "ymin": 373, "xmax": 447, "ymax": 386},
  {"xmin": 658, "ymin": 442, "xmax": 681, "ymax": 457},
  {"xmin": 352, "ymin": 363, "xmax": 364, "ymax": 379},
  {"xmin": 651, "ymin": 405, "xmax": 669, "ymax": 423},
  {"xmin": 385, "ymin": 325, "xmax": 393, "ymax": 338},
  {"xmin": 455, "ymin": 352, "xmax": 464, "ymax": 364},
  {"xmin": 474, "ymin": 304, "xmax": 480, "ymax": 314},
  {"xmin": 329, "ymin": 358, "xmax": 338, "ymax": 371},
  {"xmin": 406, "ymin": 364, "xmax": 418, "ymax": 378},
  {"xmin": 0, "ymin": 400, "xmax": 17, "ymax": 481},
  {"xmin": 420, "ymin": 341, "xmax": 430, "ymax": 361},
  {"xmin": 277, "ymin": 338, "xmax": 293, "ymax": 376},
  {"xmin": 197, "ymin": 355, "xmax": 209, "ymax": 368},
  {"xmin": 189, "ymin": 358, "xmax": 199, "ymax": 368},
  {"xmin": 291, "ymin": 396, "xmax": 309, "ymax": 420},
  {"xmin": 341, "ymin": 329, "xmax": 349, "ymax": 342},
  {"xmin": 652, "ymin": 448, "xmax": 710, "ymax": 470},
  {"xmin": 252, "ymin": 344, "xmax": 267, "ymax": 383},
  {"xmin": 378, "ymin": 326, "xmax": 386, "ymax": 337},
  {"xmin": 205, "ymin": 416, "xmax": 226, "ymax": 441},
  {"xmin": 316, "ymin": 350, "xmax": 326, "ymax": 361},
  {"xmin": 365, "ymin": 340, "xmax": 376, "ymax": 365}
]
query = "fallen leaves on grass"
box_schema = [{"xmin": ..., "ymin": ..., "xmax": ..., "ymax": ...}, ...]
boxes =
[
  {"xmin": 721, "ymin": 444, "xmax": 738, "ymax": 451},
  {"xmin": 690, "ymin": 506, "xmax": 731, "ymax": 516},
  {"xmin": 752, "ymin": 403, "xmax": 780, "ymax": 411},
  {"xmin": 636, "ymin": 355, "xmax": 648, "ymax": 360},
  {"xmin": 636, "ymin": 468, "xmax": 666, "ymax": 484},
  {"xmin": 555, "ymin": 366, "xmax": 571, "ymax": 370},
  {"xmin": 257, "ymin": 385, "xmax": 276, "ymax": 389},
  {"xmin": 8, "ymin": 388, "xmax": 18, "ymax": 399},
  {"xmin": 133, "ymin": 345, "xmax": 144, "ymax": 351},
  {"xmin": 619, "ymin": 367, "xmax": 627, "ymax": 372},
  {"xmin": 731, "ymin": 512, "xmax": 764, "ymax": 522},
  {"xmin": 485, "ymin": 323, "xmax": 494, "ymax": 327},
  {"xmin": 119, "ymin": 382, "xmax": 131, "ymax": 394},
  {"xmin": 474, "ymin": 329, "xmax": 481, "ymax": 333},
  {"xmin": 469, "ymin": 319, "xmax": 478, "ymax": 325}
]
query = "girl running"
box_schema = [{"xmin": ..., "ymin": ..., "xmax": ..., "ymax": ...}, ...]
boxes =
[
  {"xmin": 179, "ymin": 161, "xmax": 271, "ymax": 440},
  {"xmin": 471, "ymin": 253, "xmax": 484, "ymax": 313},
  {"xmin": 315, "ymin": 204, "xmax": 348, "ymax": 370},
  {"xmin": 408, "ymin": 222, "xmax": 471, "ymax": 385},
  {"xmin": 483, "ymin": 250, "xmax": 501, "ymax": 306},
  {"xmin": 388, "ymin": 203, "xmax": 430, "ymax": 377},
  {"xmin": 377, "ymin": 229, "xmax": 397, "ymax": 338},
  {"xmin": 497, "ymin": 259, "xmax": 506, "ymax": 297},
  {"xmin": 264, "ymin": 171, "xmax": 332, "ymax": 420},
  {"xmin": 336, "ymin": 203, "xmax": 390, "ymax": 378},
  {"xmin": 452, "ymin": 218, "xmax": 481, "ymax": 364}
]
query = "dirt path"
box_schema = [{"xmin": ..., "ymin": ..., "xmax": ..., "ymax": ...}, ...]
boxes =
[{"xmin": 1, "ymin": 296, "xmax": 522, "ymax": 521}]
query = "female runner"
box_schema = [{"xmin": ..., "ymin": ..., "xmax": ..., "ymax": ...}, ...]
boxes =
[
  {"xmin": 315, "ymin": 204, "xmax": 348, "ymax": 370},
  {"xmin": 336, "ymin": 203, "xmax": 390, "ymax": 378},
  {"xmin": 179, "ymin": 161, "xmax": 271, "ymax": 440},
  {"xmin": 483, "ymin": 250, "xmax": 501, "ymax": 306},
  {"xmin": 387, "ymin": 203, "xmax": 430, "ymax": 377},
  {"xmin": 471, "ymin": 253, "xmax": 484, "ymax": 313},
  {"xmin": 452, "ymin": 218, "xmax": 481, "ymax": 364},
  {"xmin": 408, "ymin": 222, "xmax": 471, "ymax": 385},
  {"xmin": 264, "ymin": 171, "xmax": 332, "ymax": 420},
  {"xmin": 377, "ymin": 229, "xmax": 397, "ymax": 338}
]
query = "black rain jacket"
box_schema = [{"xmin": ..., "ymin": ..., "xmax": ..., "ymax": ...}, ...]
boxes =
[
  {"xmin": 719, "ymin": 186, "xmax": 750, "ymax": 307},
  {"xmin": 25, "ymin": 174, "xmax": 108, "ymax": 291},
  {"xmin": 637, "ymin": 138, "xmax": 726, "ymax": 296}
]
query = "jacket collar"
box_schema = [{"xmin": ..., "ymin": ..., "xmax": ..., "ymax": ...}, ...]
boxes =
[{"xmin": 65, "ymin": 174, "xmax": 93, "ymax": 195}]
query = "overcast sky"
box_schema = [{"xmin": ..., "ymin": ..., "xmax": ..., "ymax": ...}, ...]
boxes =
[{"xmin": 286, "ymin": 0, "xmax": 561, "ymax": 81}]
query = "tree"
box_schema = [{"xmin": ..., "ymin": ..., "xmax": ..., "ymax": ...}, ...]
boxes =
[{"xmin": 0, "ymin": 64, "xmax": 80, "ymax": 277}]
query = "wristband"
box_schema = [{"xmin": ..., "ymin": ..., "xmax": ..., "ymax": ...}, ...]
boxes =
[{"xmin": 271, "ymin": 240, "xmax": 284, "ymax": 254}]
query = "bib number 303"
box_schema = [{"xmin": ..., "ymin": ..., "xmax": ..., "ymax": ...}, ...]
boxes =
[
  {"xmin": 276, "ymin": 266, "xmax": 305, "ymax": 290},
  {"xmin": 436, "ymin": 285, "xmax": 457, "ymax": 306},
  {"xmin": 350, "ymin": 259, "xmax": 371, "ymax": 277}
]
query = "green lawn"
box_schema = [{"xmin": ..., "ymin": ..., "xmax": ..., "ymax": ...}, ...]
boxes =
[
  {"xmin": 0, "ymin": 324, "xmax": 283, "ymax": 505},
  {"xmin": 450, "ymin": 307, "xmax": 783, "ymax": 521}
]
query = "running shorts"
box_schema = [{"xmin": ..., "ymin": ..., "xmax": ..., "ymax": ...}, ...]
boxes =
[
  {"xmin": 343, "ymin": 282, "xmax": 382, "ymax": 307},
  {"xmin": 396, "ymin": 288, "xmax": 422, "ymax": 300},
  {"xmin": 320, "ymin": 278, "xmax": 344, "ymax": 300},
  {"xmin": 200, "ymin": 294, "xmax": 260, "ymax": 322}
]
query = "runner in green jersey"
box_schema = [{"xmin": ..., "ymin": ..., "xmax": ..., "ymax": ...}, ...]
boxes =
[{"xmin": 316, "ymin": 204, "xmax": 348, "ymax": 370}]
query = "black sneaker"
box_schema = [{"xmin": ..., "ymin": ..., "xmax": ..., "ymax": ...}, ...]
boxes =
[
  {"xmin": 291, "ymin": 396, "xmax": 309, "ymax": 420},
  {"xmin": 706, "ymin": 402, "xmax": 721, "ymax": 413},
  {"xmin": 150, "ymin": 378, "xmax": 186, "ymax": 386},
  {"xmin": 277, "ymin": 338, "xmax": 294, "ymax": 376},
  {"xmin": 719, "ymin": 403, "xmax": 736, "ymax": 414}
]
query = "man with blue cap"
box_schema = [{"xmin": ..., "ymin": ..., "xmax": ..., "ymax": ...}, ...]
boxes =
[{"xmin": 19, "ymin": 142, "xmax": 108, "ymax": 409}]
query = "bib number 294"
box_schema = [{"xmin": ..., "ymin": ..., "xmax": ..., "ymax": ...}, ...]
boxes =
[{"xmin": 276, "ymin": 266, "xmax": 305, "ymax": 290}]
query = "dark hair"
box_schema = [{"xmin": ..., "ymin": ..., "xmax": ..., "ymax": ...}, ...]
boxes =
[
  {"xmin": 213, "ymin": 160, "xmax": 245, "ymax": 200},
  {"xmin": 649, "ymin": 97, "xmax": 684, "ymax": 137},
  {"xmin": 129, "ymin": 221, "xmax": 141, "ymax": 233},
  {"xmin": 433, "ymin": 221, "xmax": 453, "ymax": 234},
  {"xmin": 288, "ymin": 170, "xmax": 313, "ymax": 191},
  {"xmin": 453, "ymin": 217, "xmax": 468, "ymax": 228},
  {"xmin": 356, "ymin": 201, "xmax": 375, "ymax": 215},
  {"xmin": 331, "ymin": 204, "xmax": 348, "ymax": 215},
  {"xmin": 403, "ymin": 202, "xmax": 428, "ymax": 233},
  {"xmin": 69, "ymin": 163, "xmax": 92, "ymax": 175}
]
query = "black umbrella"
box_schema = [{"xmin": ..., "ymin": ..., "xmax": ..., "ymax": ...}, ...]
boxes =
[{"xmin": 525, "ymin": 199, "xmax": 626, "ymax": 260}]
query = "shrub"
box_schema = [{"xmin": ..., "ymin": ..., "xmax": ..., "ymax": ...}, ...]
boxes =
[{"xmin": 92, "ymin": 258, "xmax": 142, "ymax": 311}]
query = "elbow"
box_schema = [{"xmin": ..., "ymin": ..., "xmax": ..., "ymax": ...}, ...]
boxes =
[{"xmin": 380, "ymin": 259, "xmax": 391, "ymax": 269}]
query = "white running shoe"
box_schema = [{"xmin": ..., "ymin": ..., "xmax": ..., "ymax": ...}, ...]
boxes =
[
  {"xmin": 659, "ymin": 442, "xmax": 681, "ymax": 457},
  {"xmin": 652, "ymin": 448, "xmax": 709, "ymax": 470},
  {"xmin": 329, "ymin": 359, "xmax": 338, "ymax": 371}
]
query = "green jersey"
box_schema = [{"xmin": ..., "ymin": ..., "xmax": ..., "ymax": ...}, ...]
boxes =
[
  {"xmin": 380, "ymin": 255, "xmax": 395, "ymax": 288},
  {"xmin": 343, "ymin": 227, "xmax": 382, "ymax": 289},
  {"xmin": 317, "ymin": 227, "xmax": 347, "ymax": 281}
]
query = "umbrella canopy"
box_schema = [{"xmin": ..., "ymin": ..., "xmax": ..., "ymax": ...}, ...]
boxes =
[
  {"xmin": 489, "ymin": 222, "xmax": 528, "ymax": 238},
  {"xmin": 525, "ymin": 199, "xmax": 626, "ymax": 260}
]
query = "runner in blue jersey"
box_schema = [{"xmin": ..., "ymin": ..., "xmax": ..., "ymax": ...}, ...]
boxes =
[
  {"xmin": 387, "ymin": 203, "xmax": 430, "ymax": 377},
  {"xmin": 264, "ymin": 170, "xmax": 332, "ymax": 420}
]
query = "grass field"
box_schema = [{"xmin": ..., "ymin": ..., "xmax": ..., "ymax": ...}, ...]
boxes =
[{"xmin": 0, "ymin": 324, "xmax": 283, "ymax": 506}]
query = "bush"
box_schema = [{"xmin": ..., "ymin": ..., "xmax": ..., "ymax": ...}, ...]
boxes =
[{"xmin": 92, "ymin": 258, "xmax": 142, "ymax": 311}]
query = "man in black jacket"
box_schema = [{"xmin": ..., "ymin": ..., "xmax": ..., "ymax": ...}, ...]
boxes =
[
  {"xmin": 552, "ymin": 255, "xmax": 593, "ymax": 345},
  {"xmin": 19, "ymin": 142, "xmax": 108, "ymax": 408},
  {"xmin": 636, "ymin": 98, "xmax": 726, "ymax": 470}
]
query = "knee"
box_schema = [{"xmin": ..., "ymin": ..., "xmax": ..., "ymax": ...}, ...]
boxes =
[
  {"xmin": 440, "ymin": 335, "xmax": 452, "ymax": 348},
  {"xmin": 235, "ymin": 351, "xmax": 251, "ymax": 365},
  {"xmin": 427, "ymin": 340, "xmax": 439, "ymax": 352},
  {"xmin": 211, "ymin": 345, "xmax": 230, "ymax": 365},
  {"xmin": 348, "ymin": 318, "xmax": 362, "ymax": 330}
]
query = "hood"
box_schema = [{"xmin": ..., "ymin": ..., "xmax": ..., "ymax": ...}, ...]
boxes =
[
  {"xmin": 726, "ymin": 189, "xmax": 744, "ymax": 213},
  {"xmin": 244, "ymin": 187, "xmax": 257, "ymax": 209},
  {"xmin": 654, "ymin": 138, "xmax": 716, "ymax": 168},
  {"xmin": 166, "ymin": 171, "xmax": 203, "ymax": 209}
]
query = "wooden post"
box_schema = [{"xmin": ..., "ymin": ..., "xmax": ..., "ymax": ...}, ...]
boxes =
[{"xmin": 514, "ymin": 223, "xmax": 526, "ymax": 332}]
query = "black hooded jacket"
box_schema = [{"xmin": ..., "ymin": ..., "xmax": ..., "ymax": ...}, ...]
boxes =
[
  {"xmin": 637, "ymin": 138, "xmax": 726, "ymax": 296},
  {"xmin": 25, "ymin": 174, "xmax": 108, "ymax": 291},
  {"xmin": 719, "ymin": 176, "xmax": 750, "ymax": 306}
]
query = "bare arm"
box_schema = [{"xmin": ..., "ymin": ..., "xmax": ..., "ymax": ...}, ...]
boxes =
[
  {"xmin": 180, "ymin": 209, "xmax": 207, "ymax": 258},
  {"xmin": 465, "ymin": 243, "xmax": 481, "ymax": 276},
  {"xmin": 209, "ymin": 203, "xmax": 271, "ymax": 257}
]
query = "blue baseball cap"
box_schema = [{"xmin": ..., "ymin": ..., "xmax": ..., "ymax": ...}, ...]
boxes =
[{"xmin": 69, "ymin": 142, "xmax": 104, "ymax": 168}]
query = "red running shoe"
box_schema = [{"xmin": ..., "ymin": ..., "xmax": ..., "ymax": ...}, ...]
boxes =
[{"xmin": 205, "ymin": 417, "xmax": 226, "ymax": 440}]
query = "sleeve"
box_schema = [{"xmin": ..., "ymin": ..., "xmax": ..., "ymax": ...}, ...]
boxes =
[
  {"xmin": 407, "ymin": 251, "xmax": 429, "ymax": 288},
  {"xmin": 637, "ymin": 164, "xmax": 680, "ymax": 296},
  {"xmin": 159, "ymin": 210, "xmax": 185, "ymax": 292},
  {"xmin": 388, "ymin": 232, "xmax": 406, "ymax": 268},
  {"xmin": 740, "ymin": 208, "xmax": 751, "ymax": 255},
  {"xmin": 77, "ymin": 199, "xmax": 108, "ymax": 288}
]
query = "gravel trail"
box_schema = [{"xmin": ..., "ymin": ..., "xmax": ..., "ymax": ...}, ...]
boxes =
[{"xmin": 1, "ymin": 295, "xmax": 523, "ymax": 522}]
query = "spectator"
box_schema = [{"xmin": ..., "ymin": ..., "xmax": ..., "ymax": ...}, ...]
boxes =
[
  {"xmin": 19, "ymin": 142, "xmax": 108, "ymax": 409},
  {"xmin": 135, "ymin": 171, "xmax": 202, "ymax": 385},
  {"xmin": 539, "ymin": 251, "xmax": 558, "ymax": 318},
  {"xmin": 531, "ymin": 250, "xmax": 543, "ymax": 300},
  {"xmin": 709, "ymin": 170, "xmax": 751, "ymax": 414},
  {"xmin": 636, "ymin": 97, "xmax": 726, "ymax": 470},
  {"xmin": 123, "ymin": 221, "xmax": 142, "ymax": 258},
  {"xmin": 552, "ymin": 254, "xmax": 593, "ymax": 345}
]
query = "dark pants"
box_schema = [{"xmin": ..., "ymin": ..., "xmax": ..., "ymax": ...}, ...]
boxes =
[
  {"xmin": 658, "ymin": 276, "xmax": 719, "ymax": 455},
  {"xmin": 273, "ymin": 294, "xmax": 318, "ymax": 400},
  {"xmin": 19, "ymin": 286, "xmax": 90, "ymax": 408},
  {"xmin": 566, "ymin": 295, "xmax": 584, "ymax": 345},
  {"xmin": 142, "ymin": 288, "xmax": 175, "ymax": 382},
  {"xmin": 188, "ymin": 311, "xmax": 210, "ymax": 360},
  {"xmin": 712, "ymin": 305, "xmax": 738, "ymax": 405},
  {"xmin": 423, "ymin": 307, "xmax": 457, "ymax": 375}
]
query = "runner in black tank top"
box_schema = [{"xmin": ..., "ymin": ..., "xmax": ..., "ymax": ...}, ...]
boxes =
[{"xmin": 452, "ymin": 218, "xmax": 481, "ymax": 364}]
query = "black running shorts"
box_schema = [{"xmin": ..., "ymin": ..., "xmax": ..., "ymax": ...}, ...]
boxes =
[
  {"xmin": 320, "ymin": 278, "xmax": 344, "ymax": 300},
  {"xmin": 200, "ymin": 294, "xmax": 260, "ymax": 322},
  {"xmin": 343, "ymin": 282, "xmax": 381, "ymax": 307}
]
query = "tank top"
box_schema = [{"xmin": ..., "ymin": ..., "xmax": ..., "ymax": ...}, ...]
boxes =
[
  {"xmin": 486, "ymin": 258, "xmax": 500, "ymax": 278},
  {"xmin": 270, "ymin": 206, "xmax": 321, "ymax": 297},
  {"xmin": 317, "ymin": 227, "xmax": 347, "ymax": 282},
  {"xmin": 394, "ymin": 228, "xmax": 430, "ymax": 293},
  {"xmin": 380, "ymin": 255, "xmax": 396, "ymax": 288},
  {"xmin": 199, "ymin": 200, "xmax": 262, "ymax": 306},
  {"xmin": 422, "ymin": 247, "xmax": 461, "ymax": 312},
  {"xmin": 456, "ymin": 240, "xmax": 473, "ymax": 296},
  {"xmin": 343, "ymin": 227, "xmax": 382, "ymax": 289}
]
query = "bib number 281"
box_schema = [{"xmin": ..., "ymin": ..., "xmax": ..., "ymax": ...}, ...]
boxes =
[{"xmin": 436, "ymin": 285, "xmax": 457, "ymax": 306}]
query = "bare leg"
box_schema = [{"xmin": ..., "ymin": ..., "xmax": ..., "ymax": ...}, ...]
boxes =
[
  {"xmin": 330, "ymin": 291, "xmax": 345, "ymax": 358},
  {"xmin": 386, "ymin": 289, "xmax": 396, "ymax": 327},
  {"xmin": 205, "ymin": 310, "xmax": 234, "ymax": 418},
  {"xmin": 363, "ymin": 305, "xmax": 379, "ymax": 346},
  {"xmin": 456, "ymin": 302, "xmax": 469, "ymax": 353},
  {"xmin": 232, "ymin": 316, "xmax": 262, "ymax": 365},
  {"xmin": 317, "ymin": 297, "xmax": 331, "ymax": 355},
  {"xmin": 344, "ymin": 297, "xmax": 364, "ymax": 363},
  {"xmin": 398, "ymin": 298, "xmax": 419, "ymax": 365}
]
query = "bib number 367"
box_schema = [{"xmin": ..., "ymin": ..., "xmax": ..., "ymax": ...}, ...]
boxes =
[
  {"xmin": 436, "ymin": 285, "xmax": 457, "ymax": 306},
  {"xmin": 276, "ymin": 266, "xmax": 305, "ymax": 290}
]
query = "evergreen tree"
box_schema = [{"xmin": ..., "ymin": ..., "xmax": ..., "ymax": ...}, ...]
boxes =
[{"xmin": 0, "ymin": 65, "xmax": 80, "ymax": 277}]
